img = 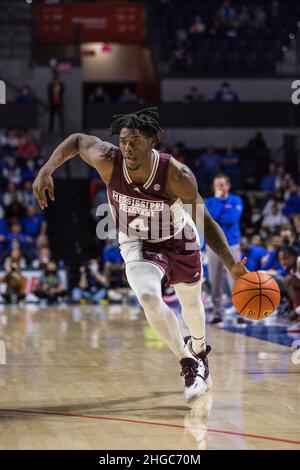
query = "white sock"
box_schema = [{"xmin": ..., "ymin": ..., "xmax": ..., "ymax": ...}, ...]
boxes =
[
  {"xmin": 174, "ymin": 282, "xmax": 206, "ymax": 355},
  {"xmin": 190, "ymin": 336, "xmax": 206, "ymax": 355}
]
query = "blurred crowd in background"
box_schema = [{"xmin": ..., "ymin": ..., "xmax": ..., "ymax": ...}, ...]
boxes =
[
  {"xmin": 0, "ymin": 129, "xmax": 300, "ymax": 324},
  {"xmin": 1, "ymin": 124, "xmax": 300, "ymax": 331},
  {"xmin": 158, "ymin": 0, "xmax": 296, "ymax": 74},
  {"xmin": 87, "ymin": 82, "xmax": 240, "ymax": 104},
  {"xmin": 88, "ymin": 130, "xmax": 300, "ymax": 330}
]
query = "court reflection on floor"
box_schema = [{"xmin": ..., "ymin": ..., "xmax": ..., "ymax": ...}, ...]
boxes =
[{"xmin": 183, "ymin": 394, "xmax": 213, "ymax": 449}]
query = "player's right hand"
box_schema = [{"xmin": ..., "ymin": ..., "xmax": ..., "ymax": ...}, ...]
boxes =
[
  {"xmin": 229, "ymin": 257, "xmax": 248, "ymax": 281},
  {"xmin": 32, "ymin": 169, "xmax": 55, "ymax": 210}
]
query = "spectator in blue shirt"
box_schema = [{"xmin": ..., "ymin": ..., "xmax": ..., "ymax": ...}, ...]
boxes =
[
  {"xmin": 218, "ymin": 0, "xmax": 236, "ymax": 24},
  {"xmin": 214, "ymin": 82, "xmax": 239, "ymax": 103},
  {"xmin": 103, "ymin": 237, "xmax": 124, "ymax": 288},
  {"xmin": 240, "ymin": 236, "xmax": 267, "ymax": 272},
  {"xmin": 221, "ymin": 144, "xmax": 240, "ymax": 189},
  {"xmin": 205, "ymin": 174, "xmax": 243, "ymax": 322},
  {"xmin": 2, "ymin": 156, "xmax": 22, "ymax": 186},
  {"xmin": 221, "ymin": 144, "xmax": 239, "ymax": 173},
  {"xmin": 21, "ymin": 181, "xmax": 37, "ymax": 207},
  {"xmin": 197, "ymin": 146, "xmax": 220, "ymax": 173},
  {"xmin": 283, "ymin": 189, "xmax": 300, "ymax": 219},
  {"xmin": 0, "ymin": 216, "xmax": 7, "ymax": 252},
  {"xmin": 21, "ymin": 204, "xmax": 47, "ymax": 239},
  {"xmin": 260, "ymin": 162, "xmax": 277, "ymax": 192},
  {"xmin": 196, "ymin": 146, "xmax": 221, "ymax": 195},
  {"xmin": 22, "ymin": 159, "xmax": 38, "ymax": 183},
  {"xmin": 16, "ymin": 85, "xmax": 34, "ymax": 104},
  {"xmin": 6, "ymin": 221, "xmax": 36, "ymax": 261},
  {"xmin": 6, "ymin": 222, "xmax": 33, "ymax": 249},
  {"xmin": 103, "ymin": 240, "xmax": 123, "ymax": 265},
  {"xmin": 261, "ymin": 235, "xmax": 286, "ymax": 276}
]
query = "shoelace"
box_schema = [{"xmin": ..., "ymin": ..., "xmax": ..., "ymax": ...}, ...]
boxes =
[{"xmin": 181, "ymin": 364, "xmax": 199, "ymax": 387}]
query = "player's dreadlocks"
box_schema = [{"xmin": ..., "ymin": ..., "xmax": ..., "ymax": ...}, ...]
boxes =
[{"xmin": 109, "ymin": 107, "xmax": 163, "ymax": 145}]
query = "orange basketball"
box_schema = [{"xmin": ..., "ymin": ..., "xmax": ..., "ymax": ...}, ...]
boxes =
[{"xmin": 232, "ymin": 272, "xmax": 281, "ymax": 320}]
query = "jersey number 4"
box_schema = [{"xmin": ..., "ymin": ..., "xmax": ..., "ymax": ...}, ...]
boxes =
[{"xmin": 128, "ymin": 217, "xmax": 149, "ymax": 232}]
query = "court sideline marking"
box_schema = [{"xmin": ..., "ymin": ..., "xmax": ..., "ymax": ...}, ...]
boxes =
[{"xmin": 0, "ymin": 408, "xmax": 299, "ymax": 447}]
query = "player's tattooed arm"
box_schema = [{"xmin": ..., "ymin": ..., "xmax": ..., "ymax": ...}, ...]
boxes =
[
  {"xmin": 33, "ymin": 133, "xmax": 116, "ymax": 209},
  {"xmin": 75, "ymin": 133, "xmax": 117, "ymax": 169},
  {"xmin": 42, "ymin": 133, "xmax": 115, "ymax": 177},
  {"xmin": 166, "ymin": 158, "xmax": 247, "ymax": 278}
]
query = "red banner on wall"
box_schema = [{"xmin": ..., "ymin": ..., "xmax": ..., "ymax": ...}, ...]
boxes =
[{"xmin": 34, "ymin": 2, "xmax": 144, "ymax": 45}]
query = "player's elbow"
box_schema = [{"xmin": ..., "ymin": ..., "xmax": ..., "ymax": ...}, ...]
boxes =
[
  {"xmin": 72, "ymin": 132, "xmax": 87, "ymax": 146},
  {"xmin": 67, "ymin": 132, "xmax": 82, "ymax": 153},
  {"xmin": 70, "ymin": 132, "xmax": 82, "ymax": 141},
  {"xmin": 75, "ymin": 133, "xmax": 97, "ymax": 159},
  {"xmin": 72, "ymin": 132, "xmax": 92, "ymax": 146}
]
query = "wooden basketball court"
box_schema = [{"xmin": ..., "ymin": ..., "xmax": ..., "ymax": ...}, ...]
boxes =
[{"xmin": 0, "ymin": 304, "xmax": 299, "ymax": 450}]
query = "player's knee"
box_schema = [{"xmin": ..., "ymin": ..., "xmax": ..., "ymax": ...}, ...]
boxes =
[
  {"xmin": 139, "ymin": 291, "xmax": 161, "ymax": 309},
  {"xmin": 177, "ymin": 285, "xmax": 203, "ymax": 311},
  {"xmin": 181, "ymin": 296, "xmax": 204, "ymax": 314},
  {"xmin": 188, "ymin": 298, "xmax": 203, "ymax": 310}
]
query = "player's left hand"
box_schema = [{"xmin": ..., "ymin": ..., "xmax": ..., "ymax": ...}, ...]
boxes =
[
  {"xmin": 229, "ymin": 257, "xmax": 248, "ymax": 281},
  {"xmin": 32, "ymin": 169, "xmax": 55, "ymax": 210}
]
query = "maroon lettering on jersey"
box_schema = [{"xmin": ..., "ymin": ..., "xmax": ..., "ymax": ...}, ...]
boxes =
[{"xmin": 107, "ymin": 149, "xmax": 185, "ymax": 242}]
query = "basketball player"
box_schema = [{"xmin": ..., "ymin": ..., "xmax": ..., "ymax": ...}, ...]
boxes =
[{"xmin": 32, "ymin": 108, "xmax": 247, "ymax": 402}]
